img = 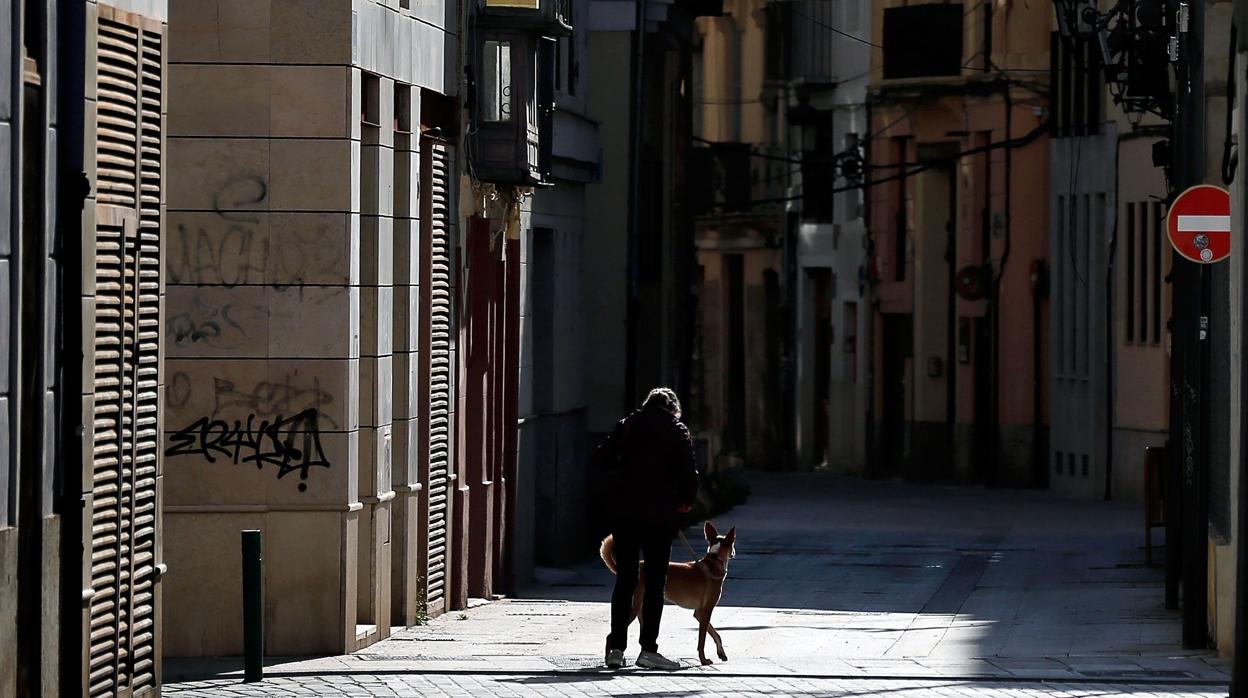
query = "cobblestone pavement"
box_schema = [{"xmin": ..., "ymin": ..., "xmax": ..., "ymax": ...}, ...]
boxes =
[
  {"xmin": 165, "ymin": 474, "xmax": 1231, "ymax": 696},
  {"xmin": 165, "ymin": 673, "xmax": 1230, "ymax": 697}
]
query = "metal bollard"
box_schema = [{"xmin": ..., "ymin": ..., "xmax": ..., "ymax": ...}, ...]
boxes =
[{"xmin": 242, "ymin": 529, "xmax": 263, "ymax": 683}]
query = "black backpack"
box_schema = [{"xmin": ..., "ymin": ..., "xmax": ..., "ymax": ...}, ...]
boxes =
[{"xmin": 590, "ymin": 420, "xmax": 629, "ymax": 516}]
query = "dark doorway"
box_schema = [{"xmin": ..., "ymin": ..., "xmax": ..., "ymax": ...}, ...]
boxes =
[
  {"xmin": 810, "ymin": 268, "xmax": 832, "ymax": 467},
  {"xmin": 973, "ymin": 316, "xmax": 992, "ymax": 483},
  {"xmin": 763, "ymin": 269, "xmax": 782, "ymax": 469},
  {"xmin": 532, "ymin": 229, "xmax": 555, "ymax": 415},
  {"xmin": 724, "ymin": 254, "xmax": 746, "ymax": 454},
  {"xmin": 881, "ymin": 313, "xmax": 912, "ymax": 476}
]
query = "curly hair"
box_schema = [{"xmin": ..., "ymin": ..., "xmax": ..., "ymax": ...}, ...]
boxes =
[{"xmin": 642, "ymin": 387, "xmax": 682, "ymax": 420}]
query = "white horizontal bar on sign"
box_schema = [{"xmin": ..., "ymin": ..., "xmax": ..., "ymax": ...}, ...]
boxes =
[{"xmin": 1177, "ymin": 215, "xmax": 1231, "ymax": 232}]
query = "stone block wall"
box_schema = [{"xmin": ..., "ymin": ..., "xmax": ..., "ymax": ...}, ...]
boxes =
[{"xmin": 163, "ymin": 0, "xmax": 454, "ymax": 656}]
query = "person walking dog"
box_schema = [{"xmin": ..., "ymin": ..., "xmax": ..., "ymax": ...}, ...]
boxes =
[{"xmin": 594, "ymin": 387, "xmax": 699, "ymax": 670}]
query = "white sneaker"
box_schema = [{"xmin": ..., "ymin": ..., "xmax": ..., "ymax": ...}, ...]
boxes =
[
  {"xmin": 605, "ymin": 649, "xmax": 625, "ymax": 669},
  {"xmin": 635, "ymin": 650, "xmax": 680, "ymax": 670}
]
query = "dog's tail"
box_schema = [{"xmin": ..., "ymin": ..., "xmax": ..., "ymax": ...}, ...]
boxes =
[{"xmin": 599, "ymin": 535, "xmax": 617, "ymax": 574}]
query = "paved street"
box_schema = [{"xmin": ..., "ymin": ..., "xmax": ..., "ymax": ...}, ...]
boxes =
[{"xmin": 165, "ymin": 473, "xmax": 1231, "ymax": 696}]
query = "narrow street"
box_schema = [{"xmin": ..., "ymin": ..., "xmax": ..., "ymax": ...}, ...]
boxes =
[{"xmin": 165, "ymin": 473, "xmax": 1230, "ymax": 696}]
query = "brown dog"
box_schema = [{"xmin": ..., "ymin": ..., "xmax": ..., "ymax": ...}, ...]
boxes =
[{"xmin": 600, "ymin": 521, "xmax": 737, "ymax": 666}]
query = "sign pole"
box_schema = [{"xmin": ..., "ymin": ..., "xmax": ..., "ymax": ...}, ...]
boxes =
[
  {"xmin": 1165, "ymin": 184, "xmax": 1229, "ymax": 648},
  {"xmin": 1192, "ymin": 261, "xmax": 1212, "ymax": 650}
]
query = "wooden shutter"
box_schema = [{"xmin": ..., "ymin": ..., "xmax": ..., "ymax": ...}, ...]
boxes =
[
  {"xmin": 88, "ymin": 11, "xmax": 163, "ymax": 697},
  {"xmin": 420, "ymin": 136, "xmax": 457, "ymax": 612}
]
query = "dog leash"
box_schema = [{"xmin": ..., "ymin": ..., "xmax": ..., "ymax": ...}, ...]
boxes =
[
  {"xmin": 678, "ymin": 528, "xmax": 725, "ymax": 581},
  {"xmin": 677, "ymin": 529, "xmax": 700, "ymax": 562}
]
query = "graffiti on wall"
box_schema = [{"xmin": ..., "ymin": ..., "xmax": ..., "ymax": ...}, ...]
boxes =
[
  {"xmin": 163, "ymin": 175, "xmax": 349, "ymax": 492},
  {"xmin": 168, "ymin": 174, "xmax": 345, "ymax": 288},
  {"xmin": 211, "ymin": 376, "xmax": 339, "ymax": 430},
  {"xmin": 164, "ymin": 408, "xmax": 331, "ymax": 492},
  {"xmin": 167, "ymin": 296, "xmax": 248, "ymax": 349}
]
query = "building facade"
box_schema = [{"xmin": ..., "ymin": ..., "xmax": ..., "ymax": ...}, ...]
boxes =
[
  {"xmin": 584, "ymin": 0, "xmax": 712, "ymax": 451},
  {"xmin": 692, "ymin": 0, "xmax": 789, "ymax": 472},
  {"xmin": 4, "ymin": 0, "xmax": 171, "ymax": 695},
  {"xmin": 782, "ymin": 0, "xmax": 872, "ymax": 474},
  {"xmin": 1046, "ymin": 25, "xmax": 1173, "ymax": 504},
  {"xmin": 517, "ymin": 0, "xmax": 601, "ymax": 567},
  {"xmin": 865, "ymin": 0, "xmax": 1052, "ymax": 484},
  {"xmin": 3, "ymin": 1, "xmax": 78, "ymax": 693},
  {"xmin": 160, "ymin": 0, "xmax": 529, "ymax": 656}
]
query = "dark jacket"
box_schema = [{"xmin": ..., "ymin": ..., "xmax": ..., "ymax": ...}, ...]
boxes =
[{"xmin": 594, "ymin": 404, "xmax": 699, "ymax": 528}]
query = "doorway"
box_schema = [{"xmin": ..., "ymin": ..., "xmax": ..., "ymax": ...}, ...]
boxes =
[
  {"xmin": 723, "ymin": 254, "xmax": 745, "ymax": 454},
  {"xmin": 809, "ymin": 268, "xmax": 832, "ymax": 467},
  {"xmin": 881, "ymin": 313, "xmax": 912, "ymax": 476}
]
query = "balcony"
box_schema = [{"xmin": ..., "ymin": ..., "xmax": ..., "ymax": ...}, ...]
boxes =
[
  {"xmin": 470, "ymin": 34, "xmax": 557, "ymax": 186},
  {"xmin": 691, "ymin": 142, "xmax": 790, "ymax": 217},
  {"xmin": 478, "ymin": 0, "xmax": 572, "ymax": 36}
]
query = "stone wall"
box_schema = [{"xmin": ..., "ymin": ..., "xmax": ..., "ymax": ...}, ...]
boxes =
[{"xmin": 163, "ymin": 0, "xmax": 454, "ymax": 656}]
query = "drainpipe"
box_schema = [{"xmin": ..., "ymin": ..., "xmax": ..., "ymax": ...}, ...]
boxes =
[
  {"xmin": 991, "ymin": 86, "xmax": 1014, "ymax": 484},
  {"xmin": 1032, "ymin": 258, "xmax": 1045, "ymax": 490},
  {"xmin": 863, "ymin": 99, "xmax": 875, "ymax": 476},
  {"xmin": 946, "ymin": 201, "xmax": 957, "ymax": 478},
  {"xmin": 1105, "ymin": 135, "xmax": 1120, "ymax": 502},
  {"xmin": 1175, "ymin": 0, "xmax": 1209, "ymax": 649}
]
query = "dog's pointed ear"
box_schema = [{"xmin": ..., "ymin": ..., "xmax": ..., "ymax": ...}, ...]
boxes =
[
  {"xmin": 725, "ymin": 527, "xmax": 736, "ymax": 543},
  {"xmin": 704, "ymin": 521, "xmax": 718, "ymax": 541}
]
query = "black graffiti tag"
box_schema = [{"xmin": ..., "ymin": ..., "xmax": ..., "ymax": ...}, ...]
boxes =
[{"xmin": 165, "ymin": 408, "xmax": 331, "ymax": 492}]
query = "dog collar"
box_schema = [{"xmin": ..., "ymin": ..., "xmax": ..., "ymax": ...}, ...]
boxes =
[{"xmin": 699, "ymin": 555, "xmax": 727, "ymax": 580}]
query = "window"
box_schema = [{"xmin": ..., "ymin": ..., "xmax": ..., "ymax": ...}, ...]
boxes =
[
  {"xmin": 1050, "ymin": 32, "xmax": 1103, "ymax": 137},
  {"xmin": 764, "ymin": 2, "xmax": 791, "ymax": 82},
  {"xmin": 692, "ymin": 44, "xmax": 704, "ymax": 136},
  {"xmin": 395, "ymin": 83, "xmax": 412, "ymax": 134},
  {"xmin": 555, "ymin": 38, "xmax": 562, "ymax": 92},
  {"xmin": 361, "ymin": 72, "xmax": 380, "ymax": 126},
  {"xmin": 730, "ymin": 21, "xmax": 743, "ymax": 140},
  {"xmin": 482, "ymin": 40, "xmax": 513, "ymax": 122},
  {"xmin": 882, "ymin": 4, "xmax": 963, "ymax": 79},
  {"xmin": 1125, "ymin": 200, "xmax": 1164, "ymax": 344},
  {"xmin": 555, "ymin": 2, "xmax": 577, "ymax": 97},
  {"xmin": 567, "ymin": 16, "xmax": 578, "ymax": 96},
  {"xmin": 891, "ymin": 137, "xmax": 909, "ymax": 281},
  {"xmin": 802, "ymin": 119, "xmax": 836, "ymax": 222}
]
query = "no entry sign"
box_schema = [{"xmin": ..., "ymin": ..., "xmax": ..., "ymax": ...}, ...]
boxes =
[{"xmin": 1167, "ymin": 184, "xmax": 1231, "ymax": 264}]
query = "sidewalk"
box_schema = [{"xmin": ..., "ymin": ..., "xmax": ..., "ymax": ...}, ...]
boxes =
[{"xmin": 166, "ymin": 473, "xmax": 1230, "ymax": 696}]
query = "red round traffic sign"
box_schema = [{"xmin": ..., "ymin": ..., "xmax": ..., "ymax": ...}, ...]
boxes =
[{"xmin": 1167, "ymin": 184, "xmax": 1231, "ymax": 264}]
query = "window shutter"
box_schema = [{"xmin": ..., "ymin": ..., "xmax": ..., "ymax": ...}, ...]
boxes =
[
  {"xmin": 88, "ymin": 11, "xmax": 163, "ymax": 697},
  {"xmin": 420, "ymin": 136, "xmax": 457, "ymax": 613}
]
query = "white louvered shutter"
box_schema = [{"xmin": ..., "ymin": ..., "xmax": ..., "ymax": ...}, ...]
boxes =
[
  {"xmin": 420, "ymin": 136, "xmax": 457, "ymax": 612},
  {"xmin": 88, "ymin": 12, "xmax": 163, "ymax": 697}
]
